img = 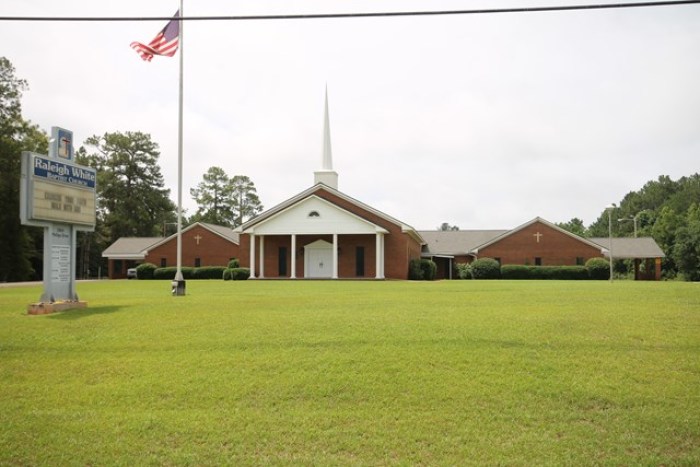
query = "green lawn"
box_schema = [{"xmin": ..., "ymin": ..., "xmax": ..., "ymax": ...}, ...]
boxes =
[{"xmin": 1, "ymin": 280, "xmax": 698, "ymax": 465}]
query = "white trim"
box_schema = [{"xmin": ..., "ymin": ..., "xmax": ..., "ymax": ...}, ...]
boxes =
[
  {"xmin": 249, "ymin": 234, "xmax": 256, "ymax": 279},
  {"xmin": 259, "ymin": 236, "xmax": 265, "ymax": 278},
  {"xmin": 291, "ymin": 234, "xmax": 297, "ymax": 279}
]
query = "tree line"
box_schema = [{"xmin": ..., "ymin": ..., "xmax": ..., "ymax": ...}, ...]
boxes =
[
  {"xmin": 1, "ymin": 56, "xmax": 698, "ymax": 281},
  {"xmin": 557, "ymin": 174, "xmax": 700, "ymax": 280},
  {"xmin": 0, "ymin": 57, "xmax": 262, "ymax": 282}
]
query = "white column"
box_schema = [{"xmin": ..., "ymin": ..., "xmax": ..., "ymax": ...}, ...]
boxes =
[
  {"xmin": 259, "ymin": 235, "xmax": 265, "ymax": 278},
  {"xmin": 332, "ymin": 233, "xmax": 339, "ymax": 279},
  {"xmin": 291, "ymin": 234, "xmax": 297, "ymax": 279},
  {"xmin": 375, "ymin": 233, "xmax": 385, "ymax": 279},
  {"xmin": 249, "ymin": 234, "xmax": 256, "ymax": 279}
]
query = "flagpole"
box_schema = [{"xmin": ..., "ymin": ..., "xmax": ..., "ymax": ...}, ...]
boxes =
[{"xmin": 174, "ymin": 0, "xmax": 185, "ymax": 296}]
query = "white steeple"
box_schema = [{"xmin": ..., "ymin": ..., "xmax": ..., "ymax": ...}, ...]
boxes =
[{"xmin": 314, "ymin": 86, "xmax": 339, "ymax": 189}]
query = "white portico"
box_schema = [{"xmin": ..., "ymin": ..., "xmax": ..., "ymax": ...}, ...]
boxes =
[
  {"xmin": 245, "ymin": 193, "xmax": 388, "ymax": 279},
  {"xmin": 235, "ymin": 89, "xmax": 422, "ymax": 280}
]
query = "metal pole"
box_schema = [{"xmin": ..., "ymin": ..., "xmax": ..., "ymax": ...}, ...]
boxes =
[
  {"xmin": 173, "ymin": 0, "xmax": 186, "ymax": 295},
  {"xmin": 607, "ymin": 207, "xmax": 614, "ymax": 283}
]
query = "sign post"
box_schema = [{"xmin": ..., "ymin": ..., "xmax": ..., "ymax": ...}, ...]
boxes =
[{"xmin": 20, "ymin": 127, "xmax": 96, "ymax": 314}]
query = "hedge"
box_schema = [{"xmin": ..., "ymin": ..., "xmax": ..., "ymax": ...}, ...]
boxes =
[
  {"xmin": 227, "ymin": 259, "xmax": 240, "ymax": 269},
  {"xmin": 455, "ymin": 263, "xmax": 472, "ymax": 280},
  {"xmin": 151, "ymin": 266, "xmax": 226, "ymax": 280},
  {"xmin": 586, "ymin": 257, "xmax": 611, "ymax": 280},
  {"xmin": 408, "ymin": 258, "xmax": 437, "ymax": 280},
  {"xmin": 135, "ymin": 262, "xmax": 157, "ymax": 280},
  {"xmin": 470, "ymin": 258, "xmax": 501, "ymax": 280},
  {"xmin": 501, "ymin": 265, "xmax": 589, "ymax": 280},
  {"xmin": 191, "ymin": 266, "xmax": 227, "ymax": 280}
]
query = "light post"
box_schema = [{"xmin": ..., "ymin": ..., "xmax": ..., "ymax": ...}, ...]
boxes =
[
  {"xmin": 618, "ymin": 210, "xmax": 649, "ymax": 238},
  {"xmin": 606, "ymin": 204, "xmax": 615, "ymax": 282}
]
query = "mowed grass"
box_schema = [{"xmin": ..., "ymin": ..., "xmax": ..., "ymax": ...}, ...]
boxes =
[{"xmin": 0, "ymin": 280, "xmax": 698, "ymax": 465}]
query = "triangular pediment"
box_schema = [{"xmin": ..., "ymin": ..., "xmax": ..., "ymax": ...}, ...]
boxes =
[{"xmin": 245, "ymin": 195, "xmax": 388, "ymax": 235}]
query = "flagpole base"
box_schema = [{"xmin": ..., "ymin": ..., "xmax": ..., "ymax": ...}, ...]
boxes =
[{"xmin": 171, "ymin": 280, "xmax": 186, "ymax": 296}]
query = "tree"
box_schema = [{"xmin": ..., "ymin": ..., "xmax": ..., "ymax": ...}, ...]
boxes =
[
  {"xmin": 438, "ymin": 222, "xmax": 459, "ymax": 231},
  {"xmin": 190, "ymin": 166, "xmax": 234, "ymax": 226},
  {"xmin": 230, "ymin": 175, "xmax": 263, "ymax": 227},
  {"xmin": 556, "ymin": 218, "xmax": 587, "ymax": 237},
  {"xmin": 0, "ymin": 57, "xmax": 48, "ymax": 281},
  {"xmin": 672, "ymin": 203, "xmax": 700, "ymax": 281},
  {"xmin": 79, "ymin": 131, "xmax": 176, "ymax": 245}
]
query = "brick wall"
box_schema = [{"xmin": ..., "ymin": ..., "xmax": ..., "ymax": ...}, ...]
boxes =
[
  {"xmin": 145, "ymin": 225, "xmax": 240, "ymax": 269},
  {"xmin": 478, "ymin": 221, "xmax": 602, "ymax": 266},
  {"xmin": 239, "ymin": 187, "xmax": 423, "ymax": 279}
]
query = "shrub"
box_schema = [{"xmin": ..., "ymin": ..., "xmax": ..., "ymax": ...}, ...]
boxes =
[
  {"xmin": 223, "ymin": 268, "xmax": 233, "ymax": 281},
  {"xmin": 500, "ymin": 264, "xmax": 530, "ymax": 279},
  {"xmin": 408, "ymin": 258, "xmax": 424, "ymax": 280},
  {"xmin": 230, "ymin": 268, "xmax": 250, "ymax": 280},
  {"xmin": 408, "ymin": 259, "xmax": 437, "ymax": 280},
  {"xmin": 586, "ymin": 257, "xmax": 610, "ymax": 280},
  {"xmin": 192, "ymin": 266, "xmax": 227, "ymax": 280},
  {"xmin": 227, "ymin": 259, "xmax": 240, "ymax": 269},
  {"xmin": 470, "ymin": 258, "xmax": 501, "ymax": 280},
  {"xmin": 501, "ymin": 265, "xmax": 589, "ymax": 280},
  {"xmin": 455, "ymin": 263, "xmax": 473, "ymax": 280},
  {"xmin": 153, "ymin": 267, "xmax": 195, "ymax": 280},
  {"xmin": 420, "ymin": 259, "xmax": 437, "ymax": 281},
  {"xmin": 135, "ymin": 262, "xmax": 157, "ymax": 280}
]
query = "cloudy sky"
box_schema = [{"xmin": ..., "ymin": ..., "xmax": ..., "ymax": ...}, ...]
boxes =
[{"xmin": 2, "ymin": 0, "xmax": 699, "ymax": 230}]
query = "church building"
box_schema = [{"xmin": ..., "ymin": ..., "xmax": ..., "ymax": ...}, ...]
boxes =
[{"xmin": 102, "ymin": 91, "xmax": 666, "ymax": 280}]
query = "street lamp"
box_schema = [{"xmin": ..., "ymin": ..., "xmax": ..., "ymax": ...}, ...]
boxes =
[
  {"xmin": 606, "ymin": 204, "xmax": 615, "ymax": 282},
  {"xmin": 618, "ymin": 210, "xmax": 649, "ymax": 238}
]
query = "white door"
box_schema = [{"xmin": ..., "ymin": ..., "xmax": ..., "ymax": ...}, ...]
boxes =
[{"xmin": 305, "ymin": 240, "xmax": 333, "ymax": 278}]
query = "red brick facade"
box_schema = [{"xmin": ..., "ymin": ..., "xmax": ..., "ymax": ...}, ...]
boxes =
[
  {"xmin": 145, "ymin": 225, "xmax": 239, "ymax": 269},
  {"xmin": 239, "ymin": 187, "xmax": 423, "ymax": 279},
  {"xmin": 106, "ymin": 224, "xmax": 240, "ymax": 279},
  {"xmin": 477, "ymin": 221, "xmax": 602, "ymax": 266}
]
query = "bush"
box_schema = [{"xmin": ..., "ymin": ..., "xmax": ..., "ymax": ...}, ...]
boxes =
[
  {"xmin": 586, "ymin": 257, "xmax": 610, "ymax": 280},
  {"xmin": 192, "ymin": 266, "xmax": 227, "ymax": 280},
  {"xmin": 501, "ymin": 265, "xmax": 589, "ymax": 280},
  {"xmin": 223, "ymin": 269, "xmax": 233, "ymax": 281},
  {"xmin": 227, "ymin": 259, "xmax": 240, "ymax": 269},
  {"xmin": 455, "ymin": 263, "xmax": 472, "ymax": 280},
  {"xmin": 408, "ymin": 259, "xmax": 437, "ymax": 280},
  {"xmin": 135, "ymin": 262, "xmax": 157, "ymax": 280},
  {"xmin": 153, "ymin": 267, "xmax": 195, "ymax": 280},
  {"xmin": 408, "ymin": 258, "xmax": 424, "ymax": 280},
  {"xmin": 230, "ymin": 268, "xmax": 250, "ymax": 280},
  {"xmin": 420, "ymin": 259, "xmax": 437, "ymax": 281},
  {"xmin": 470, "ymin": 258, "xmax": 501, "ymax": 280}
]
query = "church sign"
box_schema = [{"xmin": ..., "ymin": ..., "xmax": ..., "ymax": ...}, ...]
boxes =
[
  {"xmin": 19, "ymin": 127, "xmax": 96, "ymax": 313},
  {"xmin": 23, "ymin": 154, "xmax": 96, "ymax": 227}
]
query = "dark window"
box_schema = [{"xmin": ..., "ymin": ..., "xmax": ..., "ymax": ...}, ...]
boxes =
[
  {"xmin": 279, "ymin": 247, "xmax": 288, "ymax": 276},
  {"xmin": 114, "ymin": 260, "xmax": 123, "ymax": 274},
  {"xmin": 576, "ymin": 257, "xmax": 584, "ymax": 266},
  {"xmin": 535, "ymin": 257, "xmax": 542, "ymax": 266},
  {"xmin": 356, "ymin": 247, "xmax": 365, "ymax": 277},
  {"xmin": 195, "ymin": 258, "xmax": 201, "ymax": 268},
  {"xmin": 161, "ymin": 258, "xmax": 167, "ymax": 268}
]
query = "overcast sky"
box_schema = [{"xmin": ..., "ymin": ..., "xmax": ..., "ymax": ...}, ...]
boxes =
[{"xmin": 2, "ymin": 0, "xmax": 699, "ymax": 230}]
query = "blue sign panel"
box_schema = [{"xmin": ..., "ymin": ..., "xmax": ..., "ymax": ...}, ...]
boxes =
[{"xmin": 33, "ymin": 156, "xmax": 96, "ymax": 189}]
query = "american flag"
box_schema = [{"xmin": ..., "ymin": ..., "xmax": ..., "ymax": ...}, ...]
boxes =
[{"xmin": 130, "ymin": 11, "xmax": 180, "ymax": 62}]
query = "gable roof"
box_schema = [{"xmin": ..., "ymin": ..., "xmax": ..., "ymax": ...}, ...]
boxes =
[
  {"xmin": 102, "ymin": 222, "xmax": 239, "ymax": 259},
  {"xmin": 419, "ymin": 230, "xmax": 507, "ymax": 256},
  {"xmin": 236, "ymin": 183, "xmax": 424, "ymax": 243},
  {"xmin": 470, "ymin": 217, "xmax": 606, "ymax": 254},
  {"xmin": 589, "ymin": 237, "xmax": 666, "ymax": 259},
  {"xmin": 102, "ymin": 237, "xmax": 163, "ymax": 259}
]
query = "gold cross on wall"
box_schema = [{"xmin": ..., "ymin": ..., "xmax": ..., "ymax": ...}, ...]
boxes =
[
  {"xmin": 194, "ymin": 234, "xmax": 203, "ymax": 245},
  {"xmin": 533, "ymin": 232, "xmax": 543, "ymax": 243}
]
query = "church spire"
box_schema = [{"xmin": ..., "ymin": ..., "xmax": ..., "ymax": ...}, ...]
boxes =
[
  {"xmin": 314, "ymin": 86, "xmax": 339, "ymax": 189},
  {"xmin": 322, "ymin": 86, "xmax": 333, "ymax": 171}
]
